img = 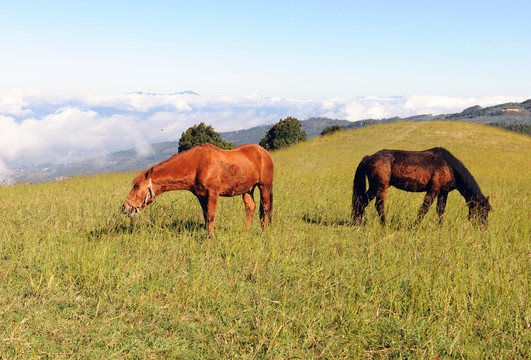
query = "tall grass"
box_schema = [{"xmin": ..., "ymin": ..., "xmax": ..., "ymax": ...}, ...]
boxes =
[{"xmin": 0, "ymin": 121, "xmax": 529, "ymax": 358}]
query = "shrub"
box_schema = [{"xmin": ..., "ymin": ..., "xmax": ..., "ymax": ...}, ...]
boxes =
[
  {"xmin": 320, "ymin": 125, "xmax": 344, "ymax": 136},
  {"xmin": 178, "ymin": 122, "xmax": 234, "ymax": 152},
  {"xmin": 259, "ymin": 117, "xmax": 307, "ymax": 150}
]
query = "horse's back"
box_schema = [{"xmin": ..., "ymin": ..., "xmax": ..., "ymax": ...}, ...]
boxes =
[
  {"xmin": 364, "ymin": 148, "xmax": 454, "ymax": 192},
  {"xmin": 195, "ymin": 144, "xmax": 272, "ymax": 172},
  {"xmin": 234, "ymin": 144, "xmax": 274, "ymax": 184},
  {"xmin": 369, "ymin": 149, "xmax": 442, "ymax": 167},
  {"xmin": 195, "ymin": 144, "xmax": 273, "ymax": 194}
]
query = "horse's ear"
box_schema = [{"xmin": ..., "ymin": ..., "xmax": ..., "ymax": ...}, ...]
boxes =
[{"xmin": 144, "ymin": 168, "xmax": 153, "ymax": 180}]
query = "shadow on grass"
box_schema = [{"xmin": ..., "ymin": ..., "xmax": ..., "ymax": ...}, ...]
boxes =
[
  {"xmin": 302, "ymin": 212, "xmax": 432, "ymax": 231},
  {"xmin": 165, "ymin": 218, "xmax": 205, "ymax": 233},
  {"xmin": 87, "ymin": 220, "xmax": 134, "ymax": 240},
  {"xmin": 302, "ymin": 213, "xmax": 351, "ymax": 226},
  {"xmin": 87, "ymin": 216, "xmax": 205, "ymax": 240}
]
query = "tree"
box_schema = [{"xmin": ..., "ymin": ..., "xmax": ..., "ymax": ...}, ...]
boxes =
[
  {"xmin": 178, "ymin": 122, "xmax": 234, "ymax": 153},
  {"xmin": 259, "ymin": 117, "xmax": 307, "ymax": 150},
  {"xmin": 320, "ymin": 125, "xmax": 343, "ymax": 136}
]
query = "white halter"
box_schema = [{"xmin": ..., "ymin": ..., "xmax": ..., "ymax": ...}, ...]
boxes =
[{"xmin": 142, "ymin": 178, "xmax": 155, "ymax": 206}]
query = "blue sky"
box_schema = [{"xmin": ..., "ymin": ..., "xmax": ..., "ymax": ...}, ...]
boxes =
[
  {"xmin": 1, "ymin": 1, "xmax": 530, "ymax": 178},
  {"xmin": 2, "ymin": 0, "xmax": 530, "ymax": 98}
]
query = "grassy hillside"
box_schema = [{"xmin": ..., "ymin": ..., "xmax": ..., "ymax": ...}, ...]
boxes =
[{"xmin": 1, "ymin": 121, "xmax": 529, "ymax": 358}]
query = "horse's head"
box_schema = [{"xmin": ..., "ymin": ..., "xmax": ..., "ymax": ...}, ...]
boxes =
[
  {"xmin": 468, "ymin": 196, "xmax": 491, "ymax": 227},
  {"xmin": 122, "ymin": 168, "xmax": 155, "ymax": 216}
]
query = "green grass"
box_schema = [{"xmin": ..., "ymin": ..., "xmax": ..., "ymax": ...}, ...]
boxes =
[{"xmin": 1, "ymin": 121, "xmax": 529, "ymax": 359}]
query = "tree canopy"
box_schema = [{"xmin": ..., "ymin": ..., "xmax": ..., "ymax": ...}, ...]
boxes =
[
  {"xmin": 178, "ymin": 122, "xmax": 234, "ymax": 153},
  {"xmin": 259, "ymin": 117, "xmax": 307, "ymax": 150}
]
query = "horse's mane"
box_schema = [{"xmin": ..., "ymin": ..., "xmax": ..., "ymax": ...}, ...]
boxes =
[
  {"xmin": 429, "ymin": 147, "xmax": 484, "ymax": 200},
  {"xmin": 132, "ymin": 167, "xmax": 152, "ymax": 185}
]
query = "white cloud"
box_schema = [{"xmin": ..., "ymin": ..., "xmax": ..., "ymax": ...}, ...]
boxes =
[
  {"xmin": 1, "ymin": 107, "xmax": 154, "ymax": 166},
  {"xmin": 0, "ymin": 157, "xmax": 13, "ymax": 185},
  {"xmin": 403, "ymin": 95, "xmax": 530, "ymax": 115},
  {"xmin": 0, "ymin": 91, "xmax": 528, "ymax": 173},
  {"xmin": 0, "ymin": 89, "xmax": 40, "ymax": 116},
  {"xmin": 80, "ymin": 92, "xmax": 193, "ymax": 112}
]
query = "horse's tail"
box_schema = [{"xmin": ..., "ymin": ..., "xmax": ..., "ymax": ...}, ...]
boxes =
[
  {"xmin": 431, "ymin": 147, "xmax": 483, "ymax": 201},
  {"xmin": 268, "ymin": 187, "xmax": 273, "ymax": 223},
  {"xmin": 352, "ymin": 155, "xmax": 370, "ymax": 221}
]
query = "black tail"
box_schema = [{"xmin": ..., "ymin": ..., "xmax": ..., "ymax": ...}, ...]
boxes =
[{"xmin": 352, "ymin": 156, "xmax": 370, "ymax": 221}]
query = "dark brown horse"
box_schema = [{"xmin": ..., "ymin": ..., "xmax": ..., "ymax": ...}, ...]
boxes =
[
  {"xmin": 122, "ymin": 143, "xmax": 274, "ymax": 234},
  {"xmin": 352, "ymin": 147, "xmax": 491, "ymax": 226}
]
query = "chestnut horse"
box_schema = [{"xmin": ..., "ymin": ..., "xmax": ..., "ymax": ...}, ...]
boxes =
[
  {"xmin": 122, "ymin": 143, "xmax": 274, "ymax": 234},
  {"xmin": 352, "ymin": 147, "xmax": 491, "ymax": 226}
]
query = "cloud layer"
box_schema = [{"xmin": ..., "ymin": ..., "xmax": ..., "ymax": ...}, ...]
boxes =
[{"xmin": 0, "ymin": 90, "xmax": 528, "ymax": 181}]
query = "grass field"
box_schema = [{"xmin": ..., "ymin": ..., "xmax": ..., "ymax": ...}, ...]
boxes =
[{"xmin": 1, "ymin": 121, "xmax": 529, "ymax": 359}]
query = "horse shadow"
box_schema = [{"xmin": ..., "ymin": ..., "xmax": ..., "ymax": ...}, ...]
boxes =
[
  {"xmin": 165, "ymin": 218, "xmax": 205, "ymax": 233},
  {"xmin": 301, "ymin": 213, "xmax": 350, "ymax": 227},
  {"xmin": 302, "ymin": 212, "xmax": 434, "ymax": 231},
  {"xmin": 86, "ymin": 216, "xmax": 205, "ymax": 241},
  {"xmin": 87, "ymin": 221, "xmax": 134, "ymax": 240}
]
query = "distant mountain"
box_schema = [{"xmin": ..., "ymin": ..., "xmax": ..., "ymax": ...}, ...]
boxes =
[
  {"xmin": 221, "ymin": 117, "xmax": 356, "ymax": 146},
  {"xmin": 220, "ymin": 99, "xmax": 531, "ymax": 146},
  {"xmin": 10, "ymin": 99, "xmax": 530, "ymax": 183},
  {"xmin": 426, "ymin": 99, "xmax": 530, "ymax": 122},
  {"xmin": 130, "ymin": 90, "xmax": 199, "ymax": 96}
]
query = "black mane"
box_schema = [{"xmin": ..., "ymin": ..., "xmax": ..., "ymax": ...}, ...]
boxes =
[{"xmin": 429, "ymin": 147, "xmax": 485, "ymax": 201}]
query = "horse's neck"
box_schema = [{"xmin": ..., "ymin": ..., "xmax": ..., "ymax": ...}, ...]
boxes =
[
  {"xmin": 458, "ymin": 186, "xmax": 484, "ymax": 205},
  {"xmin": 451, "ymin": 164, "xmax": 484, "ymax": 205},
  {"xmin": 151, "ymin": 155, "xmax": 195, "ymax": 194}
]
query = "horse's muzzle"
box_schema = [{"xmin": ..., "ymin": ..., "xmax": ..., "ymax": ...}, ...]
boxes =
[{"xmin": 121, "ymin": 201, "xmax": 137, "ymax": 216}]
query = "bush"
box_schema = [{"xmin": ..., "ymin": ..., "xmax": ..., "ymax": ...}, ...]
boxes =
[
  {"xmin": 320, "ymin": 125, "xmax": 344, "ymax": 136},
  {"xmin": 178, "ymin": 123, "xmax": 234, "ymax": 153},
  {"xmin": 259, "ymin": 117, "xmax": 307, "ymax": 150}
]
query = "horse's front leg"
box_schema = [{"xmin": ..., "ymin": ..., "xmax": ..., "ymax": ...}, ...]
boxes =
[
  {"xmin": 417, "ymin": 191, "xmax": 437, "ymax": 223},
  {"xmin": 198, "ymin": 193, "xmax": 218, "ymax": 235},
  {"xmin": 436, "ymin": 192, "xmax": 448, "ymax": 224}
]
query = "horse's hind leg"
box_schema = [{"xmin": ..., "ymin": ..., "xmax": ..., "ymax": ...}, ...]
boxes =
[
  {"xmin": 258, "ymin": 184, "xmax": 273, "ymax": 229},
  {"xmin": 242, "ymin": 190, "xmax": 256, "ymax": 230},
  {"xmin": 375, "ymin": 185, "xmax": 388, "ymax": 224}
]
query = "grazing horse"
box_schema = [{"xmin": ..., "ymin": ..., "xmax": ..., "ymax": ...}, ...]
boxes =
[
  {"xmin": 122, "ymin": 143, "xmax": 274, "ymax": 235},
  {"xmin": 352, "ymin": 147, "xmax": 491, "ymax": 226}
]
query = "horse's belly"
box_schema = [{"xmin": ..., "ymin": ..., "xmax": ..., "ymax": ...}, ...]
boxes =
[
  {"xmin": 216, "ymin": 163, "xmax": 258, "ymax": 196},
  {"xmin": 390, "ymin": 166, "xmax": 431, "ymax": 192},
  {"xmin": 219, "ymin": 180, "xmax": 256, "ymax": 196},
  {"xmin": 391, "ymin": 178, "xmax": 428, "ymax": 192}
]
